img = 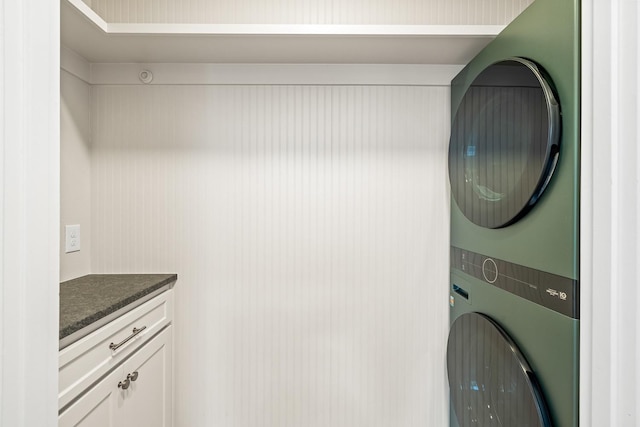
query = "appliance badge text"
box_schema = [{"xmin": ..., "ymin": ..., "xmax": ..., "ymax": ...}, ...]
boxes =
[{"xmin": 546, "ymin": 288, "xmax": 568, "ymax": 301}]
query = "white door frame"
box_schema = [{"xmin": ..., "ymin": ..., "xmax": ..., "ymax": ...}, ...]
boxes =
[
  {"xmin": 0, "ymin": 1, "xmax": 60, "ymax": 426},
  {"xmin": 581, "ymin": 0, "xmax": 640, "ymax": 425}
]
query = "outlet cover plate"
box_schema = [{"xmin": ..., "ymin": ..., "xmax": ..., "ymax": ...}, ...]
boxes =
[{"xmin": 65, "ymin": 224, "xmax": 81, "ymax": 253}]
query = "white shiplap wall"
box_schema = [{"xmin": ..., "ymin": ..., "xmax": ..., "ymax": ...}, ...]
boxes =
[
  {"xmin": 87, "ymin": 0, "xmax": 534, "ymax": 24},
  {"xmin": 60, "ymin": 70, "xmax": 92, "ymax": 282},
  {"xmin": 91, "ymin": 84, "xmax": 450, "ymax": 427}
]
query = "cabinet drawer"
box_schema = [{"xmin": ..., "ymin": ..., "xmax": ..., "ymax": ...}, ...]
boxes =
[
  {"xmin": 59, "ymin": 326, "xmax": 173, "ymax": 427},
  {"xmin": 59, "ymin": 290, "xmax": 174, "ymax": 410}
]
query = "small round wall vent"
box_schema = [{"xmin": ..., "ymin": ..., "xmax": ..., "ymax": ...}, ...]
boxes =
[{"xmin": 139, "ymin": 69, "xmax": 153, "ymax": 84}]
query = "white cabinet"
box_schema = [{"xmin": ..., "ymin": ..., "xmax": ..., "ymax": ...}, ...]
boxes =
[
  {"xmin": 59, "ymin": 365, "xmax": 122, "ymax": 427},
  {"xmin": 59, "ymin": 291, "xmax": 174, "ymax": 427},
  {"xmin": 116, "ymin": 326, "xmax": 173, "ymax": 427}
]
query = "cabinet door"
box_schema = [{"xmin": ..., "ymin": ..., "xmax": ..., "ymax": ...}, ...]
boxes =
[
  {"xmin": 118, "ymin": 326, "xmax": 173, "ymax": 427},
  {"xmin": 59, "ymin": 366, "xmax": 124, "ymax": 427}
]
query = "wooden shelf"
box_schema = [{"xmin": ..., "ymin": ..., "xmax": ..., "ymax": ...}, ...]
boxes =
[{"xmin": 61, "ymin": 0, "xmax": 503, "ymax": 64}]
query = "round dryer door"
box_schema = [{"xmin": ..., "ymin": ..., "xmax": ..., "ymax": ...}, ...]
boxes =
[
  {"xmin": 448, "ymin": 58, "xmax": 560, "ymax": 229},
  {"xmin": 447, "ymin": 312, "xmax": 552, "ymax": 427}
]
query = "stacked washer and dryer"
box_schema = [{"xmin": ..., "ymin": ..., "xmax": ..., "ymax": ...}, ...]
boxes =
[{"xmin": 446, "ymin": 0, "xmax": 580, "ymax": 426}]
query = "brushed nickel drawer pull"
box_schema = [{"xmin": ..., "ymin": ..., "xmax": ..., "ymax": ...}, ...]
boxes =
[
  {"xmin": 118, "ymin": 378, "xmax": 130, "ymax": 389},
  {"xmin": 128, "ymin": 371, "xmax": 139, "ymax": 382},
  {"xmin": 109, "ymin": 326, "xmax": 147, "ymax": 351}
]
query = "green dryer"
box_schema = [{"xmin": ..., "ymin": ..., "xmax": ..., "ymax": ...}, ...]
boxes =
[{"xmin": 446, "ymin": 0, "xmax": 580, "ymax": 426}]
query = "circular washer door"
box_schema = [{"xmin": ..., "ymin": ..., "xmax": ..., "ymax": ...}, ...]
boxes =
[
  {"xmin": 447, "ymin": 312, "xmax": 552, "ymax": 427},
  {"xmin": 448, "ymin": 58, "xmax": 560, "ymax": 229}
]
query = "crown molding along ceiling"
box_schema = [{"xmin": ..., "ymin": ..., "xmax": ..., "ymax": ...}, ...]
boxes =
[{"xmin": 61, "ymin": 0, "xmax": 504, "ymax": 66}]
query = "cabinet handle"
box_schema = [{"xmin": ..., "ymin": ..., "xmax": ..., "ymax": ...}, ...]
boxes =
[
  {"xmin": 118, "ymin": 378, "xmax": 131, "ymax": 390},
  {"xmin": 128, "ymin": 371, "xmax": 139, "ymax": 382},
  {"xmin": 109, "ymin": 326, "xmax": 147, "ymax": 351}
]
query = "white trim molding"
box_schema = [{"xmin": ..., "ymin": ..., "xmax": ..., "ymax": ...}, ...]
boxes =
[
  {"xmin": 61, "ymin": 47, "xmax": 91, "ymax": 84},
  {"xmin": 1, "ymin": 1, "xmax": 60, "ymax": 426},
  {"xmin": 88, "ymin": 63, "xmax": 463, "ymax": 86},
  {"xmin": 581, "ymin": 0, "xmax": 640, "ymax": 426}
]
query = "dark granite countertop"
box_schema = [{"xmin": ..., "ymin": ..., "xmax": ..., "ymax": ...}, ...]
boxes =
[{"xmin": 60, "ymin": 274, "xmax": 177, "ymax": 348}]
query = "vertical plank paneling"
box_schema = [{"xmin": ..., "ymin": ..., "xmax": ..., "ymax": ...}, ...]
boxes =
[
  {"xmin": 88, "ymin": 0, "xmax": 534, "ymax": 24},
  {"xmin": 60, "ymin": 71, "xmax": 92, "ymax": 281},
  {"xmin": 91, "ymin": 83, "xmax": 450, "ymax": 427}
]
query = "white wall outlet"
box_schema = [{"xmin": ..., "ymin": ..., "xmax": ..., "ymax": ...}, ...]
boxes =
[{"xmin": 65, "ymin": 224, "xmax": 81, "ymax": 253}]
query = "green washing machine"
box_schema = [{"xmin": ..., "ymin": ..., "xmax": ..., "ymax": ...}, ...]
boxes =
[{"xmin": 446, "ymin": 0, "xmax": 580, "ymax": 426}]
